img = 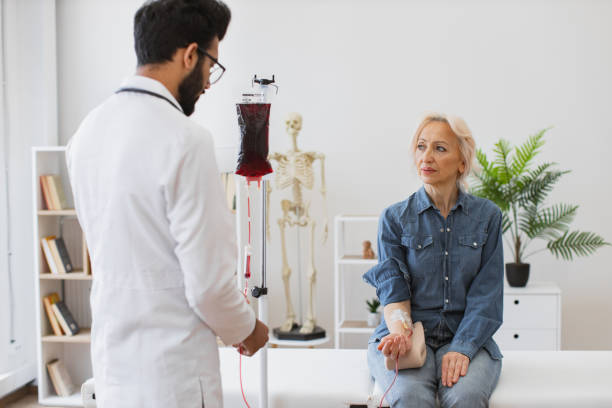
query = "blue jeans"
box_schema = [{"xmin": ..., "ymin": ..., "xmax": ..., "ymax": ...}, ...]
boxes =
[{"xmin": 367, "ymin": 340, "xmax": 501, "ymax": 407}]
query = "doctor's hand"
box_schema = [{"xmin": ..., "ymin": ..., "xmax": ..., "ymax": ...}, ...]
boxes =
[
  {"xmin": 377, "ymin": 332, "xmax": 413, "ymax": 360},
  {"xmin": 234, "ymin": 319, "xmax": 269, "ymax": 357},
  {"xmin": 441, "ymin": 351, "xmax": 469, "ymax": 387}
]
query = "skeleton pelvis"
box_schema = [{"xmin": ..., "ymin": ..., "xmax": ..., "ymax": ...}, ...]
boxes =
[{"xmin": 280, "ymin": 199, "xmax": 309, "ymax": 226}]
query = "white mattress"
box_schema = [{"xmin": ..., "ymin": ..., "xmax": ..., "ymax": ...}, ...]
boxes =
[{"xmin": 219, "ymin": 348, "xmax": 612, "ymax": 408}]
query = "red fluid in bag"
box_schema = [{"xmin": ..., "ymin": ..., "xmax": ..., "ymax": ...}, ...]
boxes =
[{"xmin": 235, "ymin": 103, "xmax": 273, "ymax": 177}]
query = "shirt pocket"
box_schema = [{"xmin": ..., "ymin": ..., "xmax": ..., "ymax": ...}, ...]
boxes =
[
  {"xmin": 458, "ymin": 232, "xmax": 488, "ymax": 273},
  {"xmin": 401, "ymin": 234, "xmax": 434, "ymax": 279}
]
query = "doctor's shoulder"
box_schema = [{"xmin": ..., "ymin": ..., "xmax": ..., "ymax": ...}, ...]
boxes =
[
  {"xmin": 169, "ymin": 120, "xmax": 216, "ymax": 154},
  {"xmin": 67, "ymin": 102, "xmax": 109, "ymax": 146}
]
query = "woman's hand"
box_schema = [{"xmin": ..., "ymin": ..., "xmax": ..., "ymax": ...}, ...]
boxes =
[
  {"xmin": 441, "ymin": 351, "xmax": 469, "ymax": 387},
  {"xmin": 377, "ymin": 332, "xmax": 413, "ymax": 360}
]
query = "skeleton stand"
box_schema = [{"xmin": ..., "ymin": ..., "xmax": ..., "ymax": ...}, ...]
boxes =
[{"xmin": 268, "ymin": 113, "xmax": 327, "ymax": 340}]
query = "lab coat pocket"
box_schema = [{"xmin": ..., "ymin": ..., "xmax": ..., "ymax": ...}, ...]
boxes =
[
  {"xmin": 198, "ymin": 375, "xmax": 221, "ymax": 408},
  {"xmin": 198, "ymin": 376, "xmax": 205, "ymax": 407}
]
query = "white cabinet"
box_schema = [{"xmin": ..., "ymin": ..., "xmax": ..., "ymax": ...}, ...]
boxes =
[
  {"xmin": 334, "ymin": 215, "xmax": 379, "ymax": 349},
  {"xmin": 493, "ymin": 282, "xmax": 561, "ymax": 351}
]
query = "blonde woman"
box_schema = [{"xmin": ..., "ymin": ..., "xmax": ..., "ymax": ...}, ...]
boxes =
[{"xmin": 364, "ymin": 113, "xmax": 503, "ymax": 407}]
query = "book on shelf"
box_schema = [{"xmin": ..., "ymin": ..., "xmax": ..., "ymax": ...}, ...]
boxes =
[
  {"xmin": 46, "ymin": 359, "xmax": 76, "ymax": 397},
  {"xmin": 53, "ymin": 237, "xmax": 73, "ymax": 273},
  {"xmin": 52, "ymin": 300, "xmax": 80, "ymax": 336},
  {"xmin": 41, "ymin": 236, "xmax": 60, "ymax": 275},
  {"xmin": 86, "ymin": 249, "xmax": 92, "ymax": 276},
  {"xmin": 49, "ymin": 174, "xmax": 69, "ymax": 209},
  {"xmin": 39, "ymin": 175, "xmax": 53, "ymax": 210},
  {"xmin": 48, "ymin": 239, "xmax": 65, "ymax": 274},
  {"xmin": 39, "ymin": 174, "xmax": 68, "ymax": 210},
  {"xmin": 42, "ymin": 293, "xmax": 64, "ymax": 336},
  {"xmin": 41, "ymin": 236, "xmax": 74, "ymax": 275}
]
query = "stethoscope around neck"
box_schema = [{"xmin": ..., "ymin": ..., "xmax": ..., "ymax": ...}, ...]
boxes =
[{"xmin": 115, "ymin": 87, "xmax": 182, "ymax": 112}]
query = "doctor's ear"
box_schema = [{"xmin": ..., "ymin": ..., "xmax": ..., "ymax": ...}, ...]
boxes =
[{"xmin": 182, "ymin": 43, "xmax": 200, "ymax": 70}]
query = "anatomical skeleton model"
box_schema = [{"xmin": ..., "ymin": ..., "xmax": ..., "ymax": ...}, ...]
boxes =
[{"xmin": 267, "ymin": 112, "xmax": 328, "ymax": 335}]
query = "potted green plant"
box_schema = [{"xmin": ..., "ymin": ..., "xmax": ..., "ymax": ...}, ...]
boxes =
[
  {"xmin": 471, "ymin": 128, "xmax": 609, "ymax": 287},
  {"xmin": 366, "ymin": 298, "xmax": 381, "ymax": 327}
]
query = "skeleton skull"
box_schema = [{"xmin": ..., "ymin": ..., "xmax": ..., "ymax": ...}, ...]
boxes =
[{"xmin": 285, "ymin": 112, "xmax": 303, "ymax": 136}]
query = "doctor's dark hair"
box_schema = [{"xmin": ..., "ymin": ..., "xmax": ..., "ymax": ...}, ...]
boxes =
[{"xmin": 134, "ymin": 0, "xmax": 231, "ymax": 66}]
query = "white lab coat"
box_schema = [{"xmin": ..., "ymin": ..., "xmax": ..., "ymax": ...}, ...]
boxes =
[{"xmin": 66, "ymin": 75, "xmax": 255, "ymax": 408}]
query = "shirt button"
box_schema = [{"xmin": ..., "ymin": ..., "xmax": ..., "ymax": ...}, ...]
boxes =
[
  {"xmin": 447, "ymin": 227, "xmax": 451, "ymax": 232},
  {"xmin": 473, "ymin": 242, "xmax": 478, "ymax": 247},
  {"xmin": 440, "ymin": 228, "xmax": 444, "ymax": 232},
  {"xmin": 417, "ymin": 244, "xmax": 422, "ymax": 249},
  {"xmin": 444, "ymin": 251, "xmax": 448, "ymax": 256},
  {"xmin": 445, "ymin": 299, "xmax": 449, "ymax": 303},
  {"xmin": 445, "ymin": 276, "xmax": 449, "ymax": 281}
]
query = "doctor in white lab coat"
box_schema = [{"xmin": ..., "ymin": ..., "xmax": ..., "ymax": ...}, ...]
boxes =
[{"xmin": 66, "ymin": 1, "xmax": 268, "ymax": 407}]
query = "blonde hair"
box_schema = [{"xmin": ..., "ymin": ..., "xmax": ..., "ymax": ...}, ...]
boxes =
[{"xmin": 411, "ymin": 112, "xmax": 476, "ymax": 190}]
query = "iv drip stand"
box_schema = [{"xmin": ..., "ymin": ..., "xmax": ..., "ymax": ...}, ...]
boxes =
[
  {"xmin": 243, "ymin": 178, "xmax": 269, "ymax": 408},
  {"xmin": 257, "ymin": 178, "xmax": 269, "ymax": 408}
]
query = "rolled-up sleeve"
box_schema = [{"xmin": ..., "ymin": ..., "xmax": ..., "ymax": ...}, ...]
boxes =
[
  {"xmin": 449, "ymin": 208, "xmax": 504, "ymax": 359},
  {"xmin": 362, "ymin": 207, "xmax": 412, "ymax": 305}
]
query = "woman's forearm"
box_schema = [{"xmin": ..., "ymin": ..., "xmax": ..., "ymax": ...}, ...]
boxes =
[{"xmin": 383, "ymin": 300, "xmax": 412, "ymax": 334}]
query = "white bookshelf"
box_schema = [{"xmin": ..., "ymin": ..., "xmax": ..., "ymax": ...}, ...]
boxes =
[
  {"xmin": 32, "ymin": 147, "xmax": 92, "ymax": 407},
  {"xmin": 334, "ymin": 215, "xmax": 380, "ymax": 349}
]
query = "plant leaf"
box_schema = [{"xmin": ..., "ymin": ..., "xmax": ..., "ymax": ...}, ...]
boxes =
[
  {"xmin": 471, "ymin": 149, "xmax": 510, "ymax": 211},
  {"xmin": 518, "ymin": 169, "xmax": 569, "ymax": 207},
  {"xmin": 547, "ymin": 230, "xmax": 611, "ymax": 260},
  {"xmin": 519, "ymin": 203, "xmax": 578, "ymax": 240},
  {"xmin": 492, "ymin": 139, "xmax": 513, "ymax": 184},
  {"xmin": 501, "ymin": 212, "xmax": 512, "ymax": 234},
  {"xmin": 510, "ymin": 128, "xmax": 548, "ymax": 177}
]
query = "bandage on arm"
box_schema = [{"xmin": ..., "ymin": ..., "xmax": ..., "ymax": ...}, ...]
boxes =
[{"xmin": 383, "ymin": 300, "xmax": 413, "ymax": 336}]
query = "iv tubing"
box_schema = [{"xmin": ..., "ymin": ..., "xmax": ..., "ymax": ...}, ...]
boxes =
[
  {"xmin": 380, "ymin": 358, "xmax": 399, "ymax": 408},
  {"xmin": 239, "ymin": 349, "xmax": 251, "ymax": 408}
]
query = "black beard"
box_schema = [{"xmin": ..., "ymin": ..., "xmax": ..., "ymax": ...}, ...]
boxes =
[{"xmin": 177, "ymin": 59, "xmax": 204, "ymax": 116}]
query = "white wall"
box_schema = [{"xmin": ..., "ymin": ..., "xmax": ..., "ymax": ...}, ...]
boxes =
[
  {"xmin": 56, "ymin": 0, "xmax": 612, "ymax": 350},
  {"xmin": 0, "ymin": 0, "xmax": 57, "ymax": 394},
  {"xmin": 0, "ymin": 0, "xmax": 9, "ymax": 374}
]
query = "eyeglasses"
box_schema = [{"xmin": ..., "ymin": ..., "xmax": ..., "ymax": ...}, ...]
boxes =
[{"xmin": 197, "ymin": 46, "xmax": 226, "ymax": 85}]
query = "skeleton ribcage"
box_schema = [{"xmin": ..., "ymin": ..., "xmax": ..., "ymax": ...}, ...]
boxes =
[{"xmin": 275, "ymin": 154, "xmax": 315, "ymax": 190}]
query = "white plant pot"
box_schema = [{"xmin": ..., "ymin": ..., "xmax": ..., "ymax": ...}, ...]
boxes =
[{"xmin": 367, "ymin": 312, "xmax": 381, "ymax": 327}]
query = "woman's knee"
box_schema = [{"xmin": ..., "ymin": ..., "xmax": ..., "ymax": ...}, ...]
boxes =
[
  {"xmin": 439, "ymin": 386, "xmax": 489, "ymax": 408},
  {"xmin": 387, "ymin": 381, "xmax": 436, "ymax": 408}
]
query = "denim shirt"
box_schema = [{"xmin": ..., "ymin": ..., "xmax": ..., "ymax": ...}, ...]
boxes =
[{"xmin": 363, "ymin": 186, "xmax": 504, "ymax": 360}]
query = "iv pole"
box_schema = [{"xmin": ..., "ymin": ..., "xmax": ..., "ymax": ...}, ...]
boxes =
[
  {"xmin": 237, "ymin": 74, "xmax": 277, "ymax": 408},
  {"xmin": 257, "ymin": 178, "xmax": 269, "ymax": 408},
  {"xmin": 235, "ymin": 177, "xmax": 269, "ymax": 408}
]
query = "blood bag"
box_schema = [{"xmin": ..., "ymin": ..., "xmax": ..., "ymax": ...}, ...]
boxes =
[
  {"xmin": 235, "ymin": 103, "xmax": 272, "ymax": 178},
  {"xmin": 235, "ymin": 75, "xmax": 278, "ymax": 179}
]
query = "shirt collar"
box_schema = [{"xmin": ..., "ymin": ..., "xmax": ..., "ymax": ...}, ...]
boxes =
[
  {"xmin": 119, "ymin": 75, "xmax": 183, "ymax": 113},
  {"xmin": 416, "ymin": 185, "xmax": 469, "ymax": 215}
]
